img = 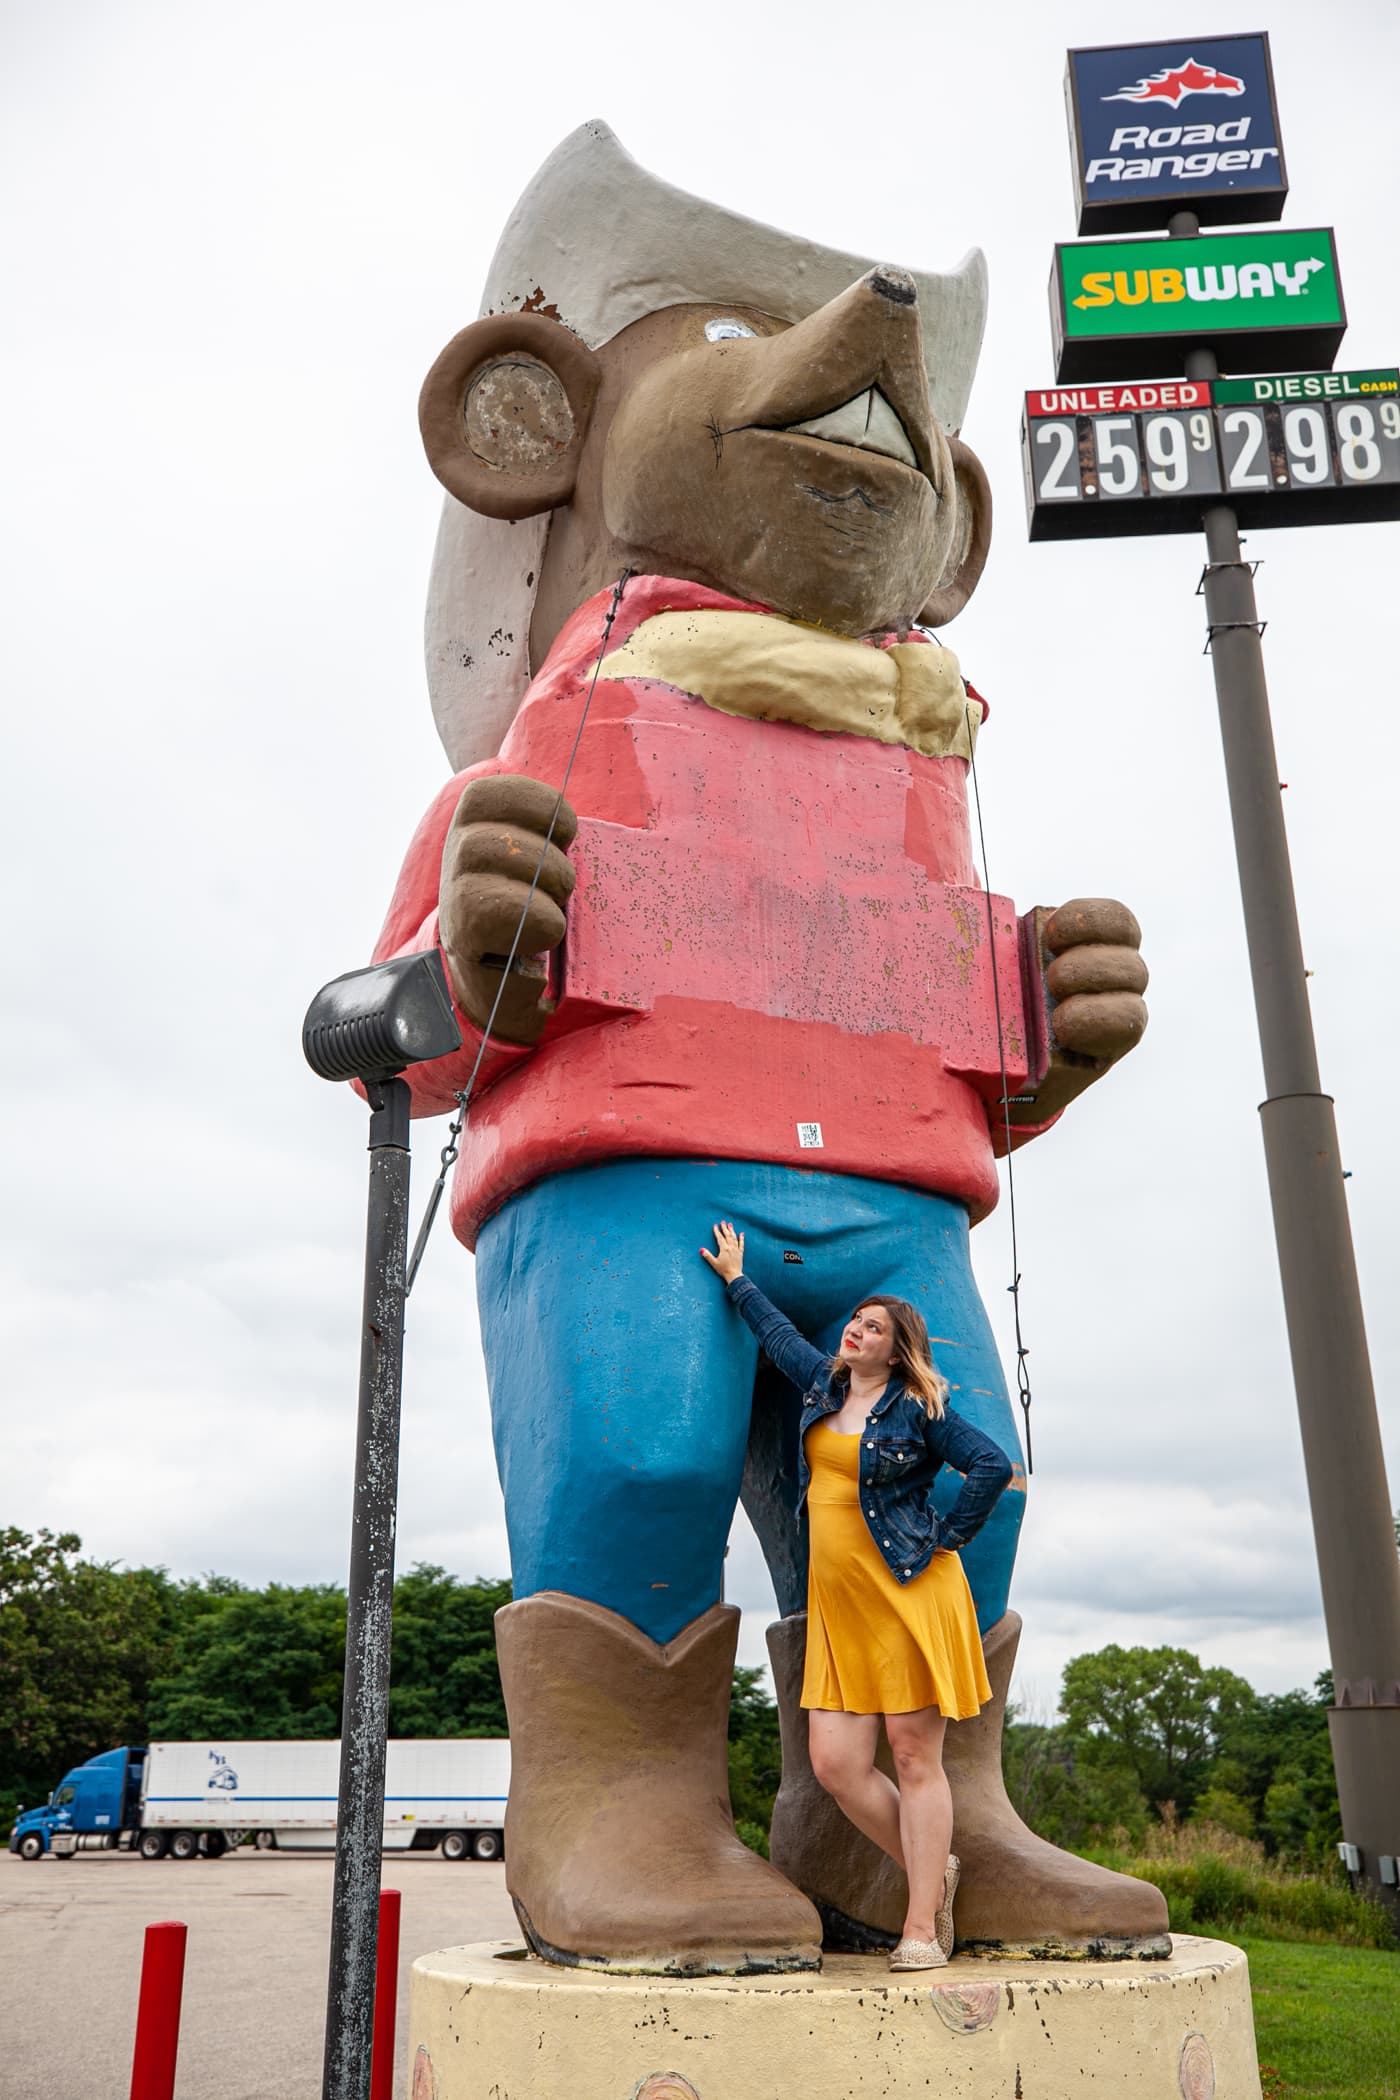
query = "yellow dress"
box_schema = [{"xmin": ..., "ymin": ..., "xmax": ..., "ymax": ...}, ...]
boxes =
[{"xmin": 801, "ymin": 1423, "xmax": 993, "ymax": 1718}]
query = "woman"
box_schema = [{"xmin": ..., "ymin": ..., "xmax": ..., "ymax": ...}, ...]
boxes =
[{"xmin": 701, "ymin": 1220, "xmax": 1012, "ymax": 1971}]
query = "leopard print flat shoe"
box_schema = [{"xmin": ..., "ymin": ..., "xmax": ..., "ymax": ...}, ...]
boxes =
[{"xmin": 888, "ymin": 1936, "xmax": 949, "ymax": 1972}]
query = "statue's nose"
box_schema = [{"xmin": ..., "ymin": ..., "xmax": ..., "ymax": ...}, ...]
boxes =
[{"xmin": 866, "ymin": 265, "xmax": 917, "ymax": 308}]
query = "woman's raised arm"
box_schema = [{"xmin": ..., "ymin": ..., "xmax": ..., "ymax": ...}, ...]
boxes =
[{"xmin": 700, "ymin": 1222, "xmax": 830, "ymax": 1395}]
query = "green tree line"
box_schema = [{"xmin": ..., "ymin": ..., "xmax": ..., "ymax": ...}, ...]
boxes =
[
  {"xmin": 0, "ymin": 1528, "xmax": 507, "ymax": 1834},
  {"xmin": 1003, "ymin": 1642, "xmax": 1343, "ymax": 1871},
  {"xmin": 0, "ymin": 1528, "xmax": 1344, "ymax": 1870}
]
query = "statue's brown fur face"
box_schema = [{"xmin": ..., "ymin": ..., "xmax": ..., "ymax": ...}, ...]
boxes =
[
  {"xmin": 419, "ymin": 268, "xmax": 990, "ymax": 669},
  {"xmin": 597, "ymin": 275, "xmax": 961, "ymax": 637}
]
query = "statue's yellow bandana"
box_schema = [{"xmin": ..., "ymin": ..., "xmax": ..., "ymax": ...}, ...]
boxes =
[{"xmin": 598, "ymin": 608, "xmax": 981, "ymax": 761}]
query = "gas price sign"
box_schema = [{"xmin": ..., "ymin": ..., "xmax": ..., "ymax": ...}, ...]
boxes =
[{"xmin": 1023, "ymin": 371, "xmax": 1400, "ymax": 540}]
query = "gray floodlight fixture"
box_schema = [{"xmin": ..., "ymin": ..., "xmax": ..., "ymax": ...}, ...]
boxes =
[{"xmin": 302, "ymin": 950, "xmax": 462, "ymax": 1083}]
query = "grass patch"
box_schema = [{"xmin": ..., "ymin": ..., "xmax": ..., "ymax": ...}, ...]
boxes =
[
  {"xmin": 1083, "ymin": 1818, "xmax": 1395, "ymax": 1947},
  {"xmin": 1240, "ymin": 1936, "xmax": 1400, "ymax": 2099}
]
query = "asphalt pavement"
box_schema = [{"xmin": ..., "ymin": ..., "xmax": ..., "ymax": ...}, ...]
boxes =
[{"xmin": 0, "ymin": 1845, "xmax": 519, "ymax": 2099}]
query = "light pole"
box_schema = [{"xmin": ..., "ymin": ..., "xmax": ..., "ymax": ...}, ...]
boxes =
[{"xmin": 303, "ymin": 951, "xmax": 462, "ymax": 2099}]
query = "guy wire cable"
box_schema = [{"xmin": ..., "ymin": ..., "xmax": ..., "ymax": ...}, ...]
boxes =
[
  {"xmin": 964, "ymin": 693, "xmax": 1035, "ymax": 1474},
  {"xmin": 405, "ymin": 568, "xmax": 634, "ymax": 1295}
]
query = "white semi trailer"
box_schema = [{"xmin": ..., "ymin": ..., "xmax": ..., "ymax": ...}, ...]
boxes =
[{"xmin": 14, "ymin": 1738, "xmax": 510, "ymax": 1860}]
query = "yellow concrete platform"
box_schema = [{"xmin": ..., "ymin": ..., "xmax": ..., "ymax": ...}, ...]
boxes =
[{"xmin": 406, "ymin": 1935, "xmax": 1261, "ymax": 2098}]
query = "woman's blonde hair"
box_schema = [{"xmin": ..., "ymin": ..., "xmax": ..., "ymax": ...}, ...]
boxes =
[{"xmin": 831, "ymin": 1295, "xmax": 949, "ymax": 1419}]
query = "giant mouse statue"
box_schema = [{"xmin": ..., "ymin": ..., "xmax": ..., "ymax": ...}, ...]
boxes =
[{"xmin": 373, "ymin": 122, "xmax": 1168, "ymax": 1971}]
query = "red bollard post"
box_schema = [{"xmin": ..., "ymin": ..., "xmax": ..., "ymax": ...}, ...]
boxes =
[
  {"xmin": 369, "ymin": 1889, "xmax": 402, "ymax": 2100},
  {"xmin": 129, "ymin": 1920, "xmax": 188, "ymax": 2100}
]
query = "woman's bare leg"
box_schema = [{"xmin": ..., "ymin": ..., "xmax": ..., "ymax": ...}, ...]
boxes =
[
  {"xmin": 885, "ymin": 1708, "xmax": 952, "ymax": 1943},
  {"xmin": 806, "ymin": 1710, "xmax": 906, "ymax": 1866}
]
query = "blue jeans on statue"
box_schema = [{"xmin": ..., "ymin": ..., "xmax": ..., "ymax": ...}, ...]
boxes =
[{"xmin": 473, "ymin": 1158, "xmax": 1026, "ymax": 1645}]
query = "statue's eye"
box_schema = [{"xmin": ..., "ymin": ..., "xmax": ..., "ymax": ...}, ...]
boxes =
[{"xmin": 704, "ymin": 318, "xmax": 756, "ymax": 342}]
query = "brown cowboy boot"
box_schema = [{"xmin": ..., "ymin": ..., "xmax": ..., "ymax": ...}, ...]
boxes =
[
  {"xmin": 496, "ymin": 1591, "xmax": 823, "ymax": 1974},
  {"xmin": 766, "ymin": 1610, "xmax": 1171, "ymax": 1959}
]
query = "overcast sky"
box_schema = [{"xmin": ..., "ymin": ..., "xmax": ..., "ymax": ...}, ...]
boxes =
[{"xmin": 5, "ymin": 0, "xmax": 1398, "ymax": 1725}]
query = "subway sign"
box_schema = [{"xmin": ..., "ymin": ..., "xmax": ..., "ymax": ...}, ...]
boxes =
[
  {"xmin": 1066, "ymin": 33, "xmax": 1287, "ymax": 234},
  {"xmin": 1022, "ymin": 370, "xmax": 1400, "ymax": 540},
  {"xmin": 1052, "ymin": 228, "xmax": 1346, "ymax": 383}
]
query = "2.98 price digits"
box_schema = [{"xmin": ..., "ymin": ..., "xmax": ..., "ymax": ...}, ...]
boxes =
[{"xmin": 1218, "ymin": 399, "xmax": 1400, "ymax": 492}]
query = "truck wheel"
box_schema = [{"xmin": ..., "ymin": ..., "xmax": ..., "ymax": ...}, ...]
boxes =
[
  {"xmin": 440, "ymin": 1831, "xmax": 469, "ymax": 1862},
  {"xmin": 138, "ymin": 1831, "xmax": 169, "ymax": 1860},
  {"xmin": 18, "ymin": 1833, "xmax": 44, "ymax": 1862},
  {"xmin": 254, "ymin": 1830, "xmax": 278, "ymax": 1851},
  {"xmin": 203, "ymin": 1831, "xmax": 227, "ymax": 1859},
  {"xmin": 470, "ymin": 1829, "xmax": 503, "ymax": 1862},
  {"xmin": 169, "ymin": 1830, "xmax": 200, "ymax": 1860}
]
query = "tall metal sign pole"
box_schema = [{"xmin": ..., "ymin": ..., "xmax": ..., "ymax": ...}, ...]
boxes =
[
  {"xmin": 1186, "ymin": 332, "xmax": 1400, "ymax": 1912},
  {"xmin": 1026, "ymin": 32, "xmax": 1400, "ymax": 1910}
]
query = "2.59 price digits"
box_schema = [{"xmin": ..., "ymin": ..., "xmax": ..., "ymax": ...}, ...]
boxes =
[{"xmin": 1033, "ymin": 410, "xmax": 1220, "ymax": 503}]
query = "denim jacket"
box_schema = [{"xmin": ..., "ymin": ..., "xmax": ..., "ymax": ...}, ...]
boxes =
[{"xmin": 727, "ymin": 1276, "xmax": 1013, "ymax": 1589}]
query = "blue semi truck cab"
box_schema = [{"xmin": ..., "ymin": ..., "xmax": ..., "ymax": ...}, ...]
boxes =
[{"xmin": 9, "ymin": 1746, "xmax": 146, "ymax": 1858}]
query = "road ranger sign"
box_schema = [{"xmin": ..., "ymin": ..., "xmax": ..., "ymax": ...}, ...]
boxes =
[
  {"xmin": 1066, "ymin": 33, "xmax": 1287, "ymax": 234},
  {"xmin": 1023, "ymin": 370, "xmax": 1400, "ymax": 540},
  {"xmin": 1052, "ymin": 228, "xmax": 1346, "ymax": 383}
]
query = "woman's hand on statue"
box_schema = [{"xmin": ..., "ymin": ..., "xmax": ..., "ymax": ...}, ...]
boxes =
[{"xmin": 700, "ymin": 1221, "xmax": 745, "ymax": 1283}]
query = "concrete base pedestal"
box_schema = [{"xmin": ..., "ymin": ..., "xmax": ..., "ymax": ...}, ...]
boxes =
[{"xmin": 407, "ymin": 1936, "xmax": 1261, "ymax": 2099}]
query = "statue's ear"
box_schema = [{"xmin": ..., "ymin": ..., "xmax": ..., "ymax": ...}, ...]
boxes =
[
  {"xmin": 418, "ymin": 312, "xmax": 601, "ymax": 521},
  {"xmin": 917, "ymin": 438, "xmax": 993, "ymax": 628}
]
